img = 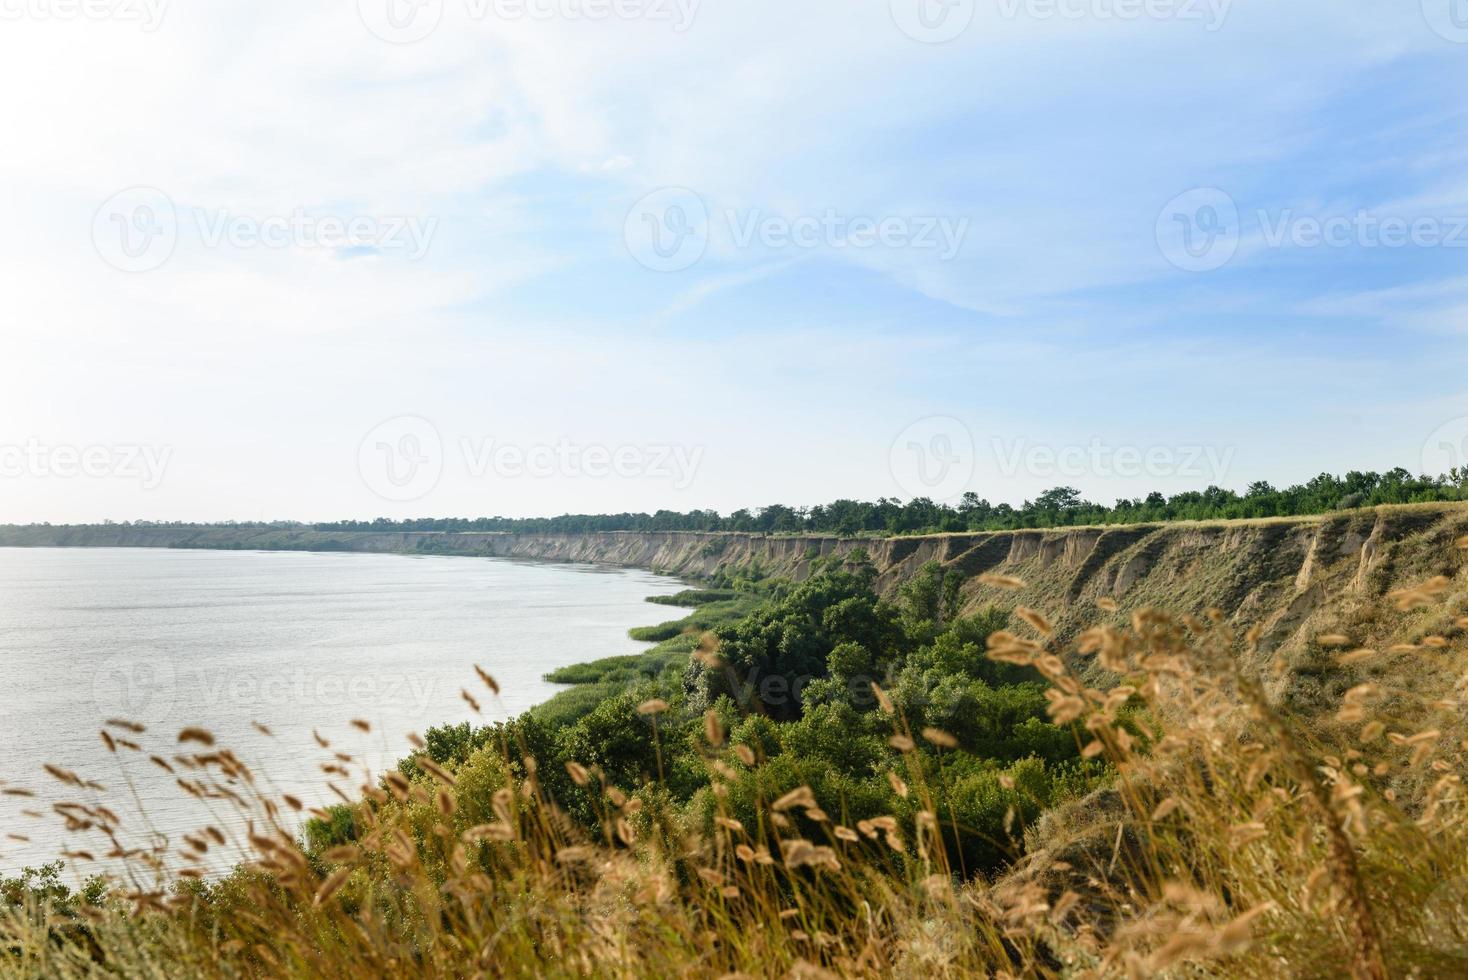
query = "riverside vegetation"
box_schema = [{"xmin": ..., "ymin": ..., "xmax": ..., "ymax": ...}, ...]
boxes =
[
  {"xmin": 3, "ymin": 537, "xmax": 1468, "ymax": 977},
  {"xmin": 310, "ymin": 467, "xmax": 1468, "ymax": 535},
  {"xmin": 9, "ymin": 467, "xmax": 1466, "ymax": 544}
]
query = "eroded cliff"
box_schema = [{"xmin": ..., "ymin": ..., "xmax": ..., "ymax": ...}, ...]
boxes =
[{"xmin": 4, "ymin": 504, "xmax": 1466, "ymax": 664}]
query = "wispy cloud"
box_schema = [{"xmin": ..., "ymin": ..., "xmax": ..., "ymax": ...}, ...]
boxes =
[{"xmin": 0, "ymin": 1, "xmax": 1464, "ymax": 521}]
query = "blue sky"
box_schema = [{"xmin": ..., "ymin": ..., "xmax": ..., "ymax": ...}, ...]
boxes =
[{"xmin": 1, "ymin": 1, "xmax": 1466, "ymax": 522}]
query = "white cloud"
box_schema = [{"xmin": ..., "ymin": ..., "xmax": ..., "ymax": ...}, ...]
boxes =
[{"xmin": 1, "ymin": 1, "xmax": 1464, "ymax": 521}]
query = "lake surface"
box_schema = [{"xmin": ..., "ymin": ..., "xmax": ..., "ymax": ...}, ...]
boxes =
[{"xmin": 0, "ymin": 547, "xmax": 689, "ymax": 876}]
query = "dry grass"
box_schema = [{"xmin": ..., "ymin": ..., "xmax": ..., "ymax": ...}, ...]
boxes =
[
  {"xmin": 4, "ymin": 565, "xmax": 1468, "ymax": 977},
  {"xmin": 893, "ymin": 500, "xmax": 1468, "ymax": 541}
]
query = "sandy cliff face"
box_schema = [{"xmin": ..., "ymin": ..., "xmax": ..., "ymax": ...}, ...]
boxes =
[
  {"xmin": 4, "ymin": 504, "xmax": 1465, "ymax": 660},
  {"xmin": 471, "ymin": 509, "xmax": 1465, "ymax": 657}
]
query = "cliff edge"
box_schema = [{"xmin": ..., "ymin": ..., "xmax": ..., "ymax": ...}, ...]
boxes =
[{"xmin": 4, "ymin": 504, "xmax": 1466, "ymax": 669}]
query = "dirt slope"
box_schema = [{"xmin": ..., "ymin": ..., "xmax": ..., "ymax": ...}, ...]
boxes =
[{"xmin": 4, "ymin": 504, "xmax": 1466, "ymax": 667}]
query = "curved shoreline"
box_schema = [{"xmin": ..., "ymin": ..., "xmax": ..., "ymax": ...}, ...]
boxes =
[{"xmin": 4, "ymin": 504, "xmax": 1467, "ymax": 659}]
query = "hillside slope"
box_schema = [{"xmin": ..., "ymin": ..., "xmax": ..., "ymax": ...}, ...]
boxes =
[{"xmin": 4, "ymin": 504, "xmax": 1466, "ymax": 668}]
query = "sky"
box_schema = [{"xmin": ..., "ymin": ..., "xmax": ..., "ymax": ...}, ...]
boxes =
[{"xmin": 1, "ymin": 0, "xmax": 1466, "ymax": 523}]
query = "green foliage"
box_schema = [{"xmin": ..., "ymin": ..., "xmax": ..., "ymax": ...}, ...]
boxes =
[
  {"xmin": 422, "ymin": 722, "xmax": 494, "ymax": 768},
  {"xmin": 304, "ymin": 803, "xmax": 360, "ymax": 852},
  {"xmin": 300, "ymin": 467, "xmax": 1468, "ymax": 537},
  {"xmin": 289, "ymin": 557, "xmax": 1104, "ymax": 885},
  {"xmin": 472, "ymin": 557, "xmax": 1101, "ymax": 876},
  {"xmin": 452, "ymin": 746, "xmax": 514, "ymax": 827},
  {"xmin": 533, "ymin": 590, "xmax": 766, "ymax": 727},
  {"xmin": 628, "ymin": 622, "xmax": 685, "ymax": 642},
  {"xmin": 531, "ymin": 682, "xmax": 625, "ymax": 728},
  {"xmin": 556, "ymin": 691, "xmax": 672, "ymax": 791},
  {"xmin": 2, "ymin": 862, "xmax": 108, "ymax": 918},
  {"xmin": 913, "ymin": 755, "xmax": 1102, "ymax": 873},
  {"xmin": 686, "ymin": 562, "xmax": 898, "ymax": 721},
  {"xmin": 543, "ymin": 643, "xmax": 690, "ymax": 685},
  {"xmin": 646, "ymin": 588, "xmax": 738, "ymax": 606}
]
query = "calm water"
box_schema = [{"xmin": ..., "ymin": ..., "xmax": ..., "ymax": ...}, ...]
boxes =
[{"xmin": 0, "ymin": 547, "xmax": 688, "ymax": 875}]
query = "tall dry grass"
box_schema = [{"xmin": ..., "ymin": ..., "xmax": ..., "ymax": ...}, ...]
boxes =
[{"xmin": 3, "ymin": 540, "xmax": 1467, "ymax": 978}]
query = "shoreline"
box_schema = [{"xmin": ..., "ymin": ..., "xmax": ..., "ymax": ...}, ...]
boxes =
[
  {"xmin": 0, "ymin": 548, "xmax": 697, "ymax": 877},
  {"xmin": 6, "ymin": 503, "xmax": 1468, "ymax": 659}
]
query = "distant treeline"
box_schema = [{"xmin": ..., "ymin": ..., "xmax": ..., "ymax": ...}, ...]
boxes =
[{"xmin": 301, "ymin": 467, "xmax": 1467, "ymax": 537}]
